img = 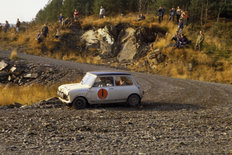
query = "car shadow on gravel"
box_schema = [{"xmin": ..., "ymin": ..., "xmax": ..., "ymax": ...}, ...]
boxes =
[{"xmin": 88, "ymin": 102, "xmax": 203, "ymax": 111}]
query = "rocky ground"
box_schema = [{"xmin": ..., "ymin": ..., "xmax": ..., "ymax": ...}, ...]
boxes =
[
  {"xmin": 0, "ymin": 57, "xmax": 82, "ymax": 85},
  {"xmin": 0, "ymin": 50, "xmax": 232, "ymax": 154}
]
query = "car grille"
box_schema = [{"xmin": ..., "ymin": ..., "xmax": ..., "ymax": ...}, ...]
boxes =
[{"xmin": 57, "ymin": 91, "xmax": 68, "ymax": 100}]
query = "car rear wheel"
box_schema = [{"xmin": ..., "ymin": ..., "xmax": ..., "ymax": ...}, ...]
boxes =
[
  {"xmin": 127, "ymin": 94, "xmax": 141, "ymax": 106},
  {"xmin": 72, "ymin": 97, "xmax": 87, "ymax": 109}
]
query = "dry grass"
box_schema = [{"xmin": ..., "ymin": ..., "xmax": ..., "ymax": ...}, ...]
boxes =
[
  {"xmin": 10, "ymin": 49, "xmax": 18, "ymax": 60},
  {"xmin": 0, "ymin": 85, "xmax": 57, "ymax": 106},
  {"xmin": 81, "ymin": 13, "xmax": 165, "ymax": 28},
  {"xmin": 0, "ymin": 14, "xmax": 232, "ymax": 84},
  {"xmin": 0, "ymin": 76, "xmax": 82, "ymax": 106}
]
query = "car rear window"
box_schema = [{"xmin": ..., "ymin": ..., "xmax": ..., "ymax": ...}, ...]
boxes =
[{"xmin": 115, "ymin": 76, "xmax": 133, "ymax": 86}]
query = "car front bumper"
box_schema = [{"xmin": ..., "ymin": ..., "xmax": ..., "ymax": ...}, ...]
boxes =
[
  {"xmin": 57, "ymin": 90, "xmax": 72, "ymax": 104},
  {"xmin": 58, "ymin": 97, "xmax": 72, "ymax": 104}
]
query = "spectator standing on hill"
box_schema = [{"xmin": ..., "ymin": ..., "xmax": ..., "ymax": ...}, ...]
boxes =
[
  {"xmin": 177, "ymin": 19, "xmax": 184, "ymax": 34},
  {"xmin": 0, "ymin": 23, "xmax": 2, "ymax": 32},
  {"xmin": 73, "ymin": 9, "xmax": 79, "ymax": 21},
  {"xmin": 4, "ymin": 20, "xmax": 10, "ymax": 33},
  {"xmin": 168, "ymin": 8, "xmax": 175, "ymax": 22},
  {"xmin": 157, "ymin": 7, "xmax": 163, "ymax": 23},
  {"xmin": 161, "ymin": 7, "xmax": 165, "ymax": 21},
  {"xmin": 16, "ymin": 18, "xmax": 21, "ymax": 32},
  {"xmin": 195, "ymin": 31, "xmax": 204, "ymax": 51},
  {"xmin": 59, "ymin": 13, "xmax": 64, "ymax": 23},
  {"xmin": 182, "ymin": 10, "xmax": 189, "ymax": 25},
  {"xmin": 176, "ymin": 6, "xmax": 181, "ymax": 24},
  {"xmin": 41, "ymin": 24, "xmax": 48, "ymax": 38},
  {"xmin": 99, "ymin": 6, "xmax": 105, "ymax": 19}
]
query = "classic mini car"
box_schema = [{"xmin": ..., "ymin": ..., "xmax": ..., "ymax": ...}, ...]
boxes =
[{"xmin": 57, "ymin": 71, "xmax": 143, "ymax": 109}]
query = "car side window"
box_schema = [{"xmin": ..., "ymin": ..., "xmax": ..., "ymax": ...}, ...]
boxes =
[
  {"xmin": 93, "ymin": 76, "xmax": 114, "ymax": 87},
  {"xmin": 115, "ymin": 76, "xmax": 133, "ymax": 86}
]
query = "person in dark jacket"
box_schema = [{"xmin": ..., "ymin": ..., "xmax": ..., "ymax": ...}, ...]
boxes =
[
  {"xmin": 41, "ymin": 24, "xmax": 48, "ymax": 38},
  {"xmin": 178, "ymin": 34, "xmax": 191, "ymax": 48},
  {"xmin": 0, "ymin": 23, "xmax": 2, "ymax": 32},
  {"xmin": 176, "ymin": 6, "xmax": 182, "ymax": 23},
  {"xmin": 4, "ymin": 20, "xmax": 10, "ymax": 33},
  {"xmin": 59, "ymin": 13, "xmax": 64, "ymax": 23},
  {"xmin": 177, "ymin": 19, "xmax": 184, "ymax": 34},
  {"xmin": 16, "ymin": 18, "xmax": 21, "ymax": 32},
  {"xmin": 157, "ymin": 7, "xmax": 163, "ymax": 23},
  {"xmin": 168, "ymin": 8, "xmax": 175, "ymax": 22}
]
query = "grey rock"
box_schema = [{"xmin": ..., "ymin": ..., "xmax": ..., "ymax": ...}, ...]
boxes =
[
  {"xmin": 24, "ymin": 73, "xmax": 38, "ymax": 79},
  {"xmin": 8, "ymin": 75, "xmax": 11, "ymax": 81},
  {"xmin": 7, "ymin": 102, "xmax": 22, "ymax": 108},
  {"xmin": 117, "ymin": 28, "xmax": 137, "ymax": 62},
  {"xmin": 0, "ymin": 60, "xmax": 8, "ymax": 71},
  {"xmin": 10, "ymin": 66, "xmax": 17, "ymax": 72}
]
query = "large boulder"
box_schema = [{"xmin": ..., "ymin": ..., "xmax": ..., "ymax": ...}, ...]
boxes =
[
  {"xmin": 81, "ymin": 26, "xmax": 114, "ymax": 57},
  {"xmin": 80, "ymin": 25, "xmax": 167, "ymax": 62},
  {"xmin": 117, "ymin": 28, "xmax": 138, "ymax": 62}
]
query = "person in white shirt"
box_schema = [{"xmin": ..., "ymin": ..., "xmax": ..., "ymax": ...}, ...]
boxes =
[{"xmin": 99, "ymin": 6, "xmax": 105, "ymax": 19}]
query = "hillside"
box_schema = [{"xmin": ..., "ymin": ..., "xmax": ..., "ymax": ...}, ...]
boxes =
[{"xmin": 0, "ymin": 14, "xmax": 232, "ymax": 83}]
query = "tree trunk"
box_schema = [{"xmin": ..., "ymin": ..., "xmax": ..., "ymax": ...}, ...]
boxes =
[
  {"xmin": 205, "ymin": 0, "xmax": 208, "ymax": 22},
  {"xmin": 217, "ymin": 0, "xmax": 227, "ymax": 23},
  {"xmin": 138, "ymin": 0, "xmax": 148, "ymax": 13},
  {"xmin": 138, "ymin": 0, "xmax": 142, "ymax": 13},
  {"xmin": 200, "ymin": 5, "xmax": 204, "ymax": 26},
  {"xmin": 217, "ymin": 8, "xmax": 222, "ymax": 23}
]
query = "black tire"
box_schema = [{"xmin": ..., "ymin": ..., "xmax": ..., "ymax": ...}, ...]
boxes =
[
  {"xmin": 72, "ymin": 97, "xmax": 87, "ymax": 109},
  {"xmin": 127, "ymin": 94, "xmax": 141, "ymax": 107}
]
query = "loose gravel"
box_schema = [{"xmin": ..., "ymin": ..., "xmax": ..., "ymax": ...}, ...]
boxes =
[{"xmin": 0, "ymin": 50, "xmax": 232, "ymax": 154}]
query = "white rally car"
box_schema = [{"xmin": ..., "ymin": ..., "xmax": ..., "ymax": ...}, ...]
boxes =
[{"xmin": 57, "ymin": 71, "xmax": 143, "ymax": 109}]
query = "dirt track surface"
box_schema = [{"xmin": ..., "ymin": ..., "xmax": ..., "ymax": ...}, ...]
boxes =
[{"xmin": 0, "ymin": 50, "xmax": 232, "ymax": 154}]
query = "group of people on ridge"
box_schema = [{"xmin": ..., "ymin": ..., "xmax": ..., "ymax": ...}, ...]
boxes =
[
  {"xmin": 0, "ymin": 19, "xmax": 21, "ymax": 33},
  {"xmin": 0, "ymin": 5, "xmax": 203, "ymax": 51},
  {"xmin": 165, "ymin": 6, "xmax": 204, "ymax": 50}
]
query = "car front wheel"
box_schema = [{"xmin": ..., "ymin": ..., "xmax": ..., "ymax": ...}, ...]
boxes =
[
  {"xmin": 72, "ymin": 97, "xmax": 87, "ymax": 109},
  {"xmin": 127, "ymin": 94, "xmax": 141, "ymax": 106}
]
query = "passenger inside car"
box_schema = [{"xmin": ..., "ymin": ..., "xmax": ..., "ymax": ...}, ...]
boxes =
[{"xmin": 116, "ymin": 76, "xmax": 132, "ymax": 86}]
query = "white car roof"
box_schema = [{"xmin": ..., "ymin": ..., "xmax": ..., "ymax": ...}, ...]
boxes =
[{"xmin": 88, "ymin": 71, "xmax": 131, "ymax": 76}]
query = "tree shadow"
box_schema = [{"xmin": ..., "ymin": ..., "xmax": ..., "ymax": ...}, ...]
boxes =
[{"xmin": 88, "ymin": 101, "xmax": 203, "ymax": 111}]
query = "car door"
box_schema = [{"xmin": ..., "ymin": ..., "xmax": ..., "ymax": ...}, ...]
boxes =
[
  {"xmin": 87, "ymin": 76, "xmax": 115, "ymax": 104},
  {"xmin": 111, "ymin": 75, "xmax": 136, "ymax": 102}
]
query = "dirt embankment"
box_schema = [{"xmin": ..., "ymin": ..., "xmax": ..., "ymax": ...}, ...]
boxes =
[{"xmin": 0, "ymin": 50, "xmax": 232, "ymax": 154}]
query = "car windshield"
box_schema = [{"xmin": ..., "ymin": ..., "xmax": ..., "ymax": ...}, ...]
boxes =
[{"xmin": 81, "ymin": 73, "xmax": 96, "ymax": 86}]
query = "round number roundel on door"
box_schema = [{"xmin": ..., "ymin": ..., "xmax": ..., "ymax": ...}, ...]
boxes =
[{"xmin": 97, "ymin": 88, "xmax": 108, "ymax": 99}]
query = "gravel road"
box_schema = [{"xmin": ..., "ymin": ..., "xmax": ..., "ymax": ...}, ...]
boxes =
[{"xmin": 0, "ymin": 50, "xmax": 232, "ymax": 154}]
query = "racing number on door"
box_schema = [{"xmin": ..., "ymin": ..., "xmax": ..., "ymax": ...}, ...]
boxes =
[{"xmin": 98, "ymin": 88, "xmax": 108, "ymax": 99}]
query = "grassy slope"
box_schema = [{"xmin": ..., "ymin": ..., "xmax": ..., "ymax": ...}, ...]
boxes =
[
  {"xmin": 0, "ymin": 14, "xmax": 232, "ymax": 85},
  {"xmin": 0, "ymin": 85, "xmax": 57, "ymax": 106}
]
